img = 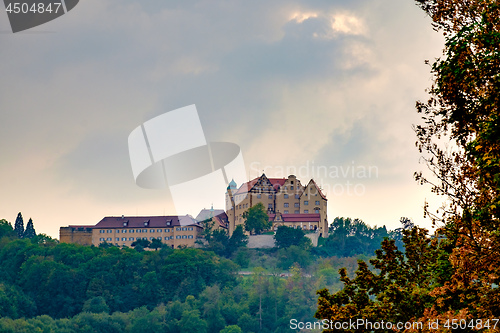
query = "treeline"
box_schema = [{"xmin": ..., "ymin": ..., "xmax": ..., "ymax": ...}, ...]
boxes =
[
  {"xmin": 0, "ymin": 218, "xmax": 337, "ymax": 333},
  {"xmin": 0, "ymin": 213, "xmax": 409, "ymax": 332},
  {"xmin": 313, "ymin": 217, "xmax": 410, "ymax": 257}
]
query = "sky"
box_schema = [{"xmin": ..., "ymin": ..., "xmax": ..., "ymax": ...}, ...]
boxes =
[{"xmin": 0, "ymin": 0, "xmax": 446, "ymax": 239}]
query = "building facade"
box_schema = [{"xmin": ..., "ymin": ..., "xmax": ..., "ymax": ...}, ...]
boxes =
[
  {"xmin": 59, "ymin": 226, "xmax": 94, "ymax": 246},
  {"xmin": 60, "ymin": 215, "xmax": 203, "ymax": 248},
  {"xmin": 226, "ymin": 174, "xmax": 328, "ymax": 237}
]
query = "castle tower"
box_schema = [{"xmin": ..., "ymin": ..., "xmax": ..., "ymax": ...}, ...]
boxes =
[{"xmin": 226, "ymin": 179, "xmax": 237, "ymax": 234}]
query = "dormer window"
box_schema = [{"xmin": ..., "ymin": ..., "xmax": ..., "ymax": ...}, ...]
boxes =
[
  {"xmin": 144, "ymin": 220, "xmax": 149, "ymax": 227},
  {"xmin": 123, "ymin": 221, "xmax": 128, "ymax": 227}
]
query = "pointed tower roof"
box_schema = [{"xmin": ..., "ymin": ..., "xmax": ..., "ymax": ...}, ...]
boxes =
[{"xmin": 227, "ymin": 179, "xmax": 237, "ymax": 190}]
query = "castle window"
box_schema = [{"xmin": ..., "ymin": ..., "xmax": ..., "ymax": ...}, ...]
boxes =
[
  {"xmin": 257, "ymin": 194, "xmax": 261, "ymax": 199},
  {"xmin": 188, "ymin": 227, "xmax": 193, "ymax": 231},
  {"xmin": 294, "ymin": 203, "xmax": 299, "ymax": 207},
  {"xmin": 284, "ymin": 194, "xmax": 289, "ymax": 199},
  {"xmin": 304, "ymin": 210, "xmax": 309, "ymax": 213},
  {"xmin": 314, "ymin": 209, "xmax": 320, "ymax": 214},
  {"xmin": 130, "ymin": 237, "xmax": 134, "ymax": 241},
  {"xmin": 100, "ymin": 230, "xmax": 104, "ymax": 233},
  {"xmin": 116, "ymin": 230, "xmax": 120, "ymax": 233},
  {"xmin": 304, "ymin": 201, "xmax": 308, "ymax": 205},
  {"xmin": 295, "ymin": 194, "xmax": 300, "ymax": 199},
  {"xmin": 165, "ymin": 229, "xmax": 170, "ymax": 232},
  {"xmin": 291, "ymin": 186, "xmax": 294, "ymax": 190},
  {"xmin": 284, "ymin": 203, "xmax": 289, "ymax": 208},
  {"xmin": 284, "ymin": 210, "xmax": 289, "ymax": 214},
  {"xmin": 123, "ymin": 230, "xmax": 127, "ymax": 233},
  {"xmin": 294, "ymin": 210, "xmax": 299, "ymax": 214},
  {"xmin": 188, "ymin": 235, "xmax": 193, "ymax": 239},
  {"xmin": 122, "ymin": 237, "xmax": 126, "ymax": 241},
  {"xmin": 150, "ymin": 229, "xmax": 155, "ymax": 233},
  {"xmin": 315, "ymin": 201, "xmax": 320, "ymax": 205},
  {"xmin": 130, "ymin": 230, "xmax": 134, "ymax": 233},
  {"xmin": 157, "ymin": 229, "xmax": 162, "ymax": 232},
  {"xmin": 268, "ymin": 204, "xmax": 272, "ymax": 209},
  {"xmin": 115, "ymin": 238, "xmax": 119, "ymax": 241}
]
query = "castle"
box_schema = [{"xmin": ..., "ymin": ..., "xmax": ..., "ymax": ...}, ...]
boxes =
[
  {"xmin": 226, "ymin": 174, "xmax": 328, "ymax": 237},
  {"xmin": 60, "ymin": 174, "xmax": 329, "ymax": 247}
]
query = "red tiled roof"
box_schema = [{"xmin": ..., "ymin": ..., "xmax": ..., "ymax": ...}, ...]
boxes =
[
  {"xmin": 233, "ymin": 178, "xmax": 259, "ymax": 195},
  {"xmin": 94, "ymin": 216, "xmax": 183, "ymax": 229},
  {"xmin": 306, "ymin": 179, "xmax": 327, "ymax": 200},
  {"xmin": 268, "ymin": 213, "xmax": 321, "ymax": 222},
  {"xmin": 233, "ymin": 175, "xmax": 287, "ymax": 195}
]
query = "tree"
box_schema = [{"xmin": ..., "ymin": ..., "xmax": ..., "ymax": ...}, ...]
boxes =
[
  {"xmin": 413, "ymin": 0, "xmax": 500, "ymax": 320},
  {"xmin": 23, "ymin": 219, "xmax": 36, "ymax": 239},
  {"xmin": 227, "ymin": 225, "xmax": 248, "ymax": 256},
  {"xmin": 316, "ymin": 227, "xmax": 453, "ymax": 331},
  {"xmin": 0, "ymin": 219, "xmax": 14, "ymax": 239},
  {"xmin": 274, "ymin": 226, "xmax": 310, "ymax": 249},
  {"xmin": 316, "ymin": 217, "xmax": 389, "ymax": 257},
  {"xmin": 150, "ymin": 238, "xmax": 163, "ymax": 251},
  {"xmin": 202, "ymin": 223, "xmax": 248, "ymax": 258},
  {"xmin": 243, "ymin": 203, "xmax": 271, "ymax": 235},
  {"xmin": 82, "ymin": 296, "xmax": 110, "ymax": 314},
  {"xmin": 131, "ymin": 238, "xmax": 150, "ymax": 251},
  {"xmin": 14, "ymin": 213, "xmax": 24, "ymax": 239},
  {"xmin": 220, "ymin": 325, "xmax": 243, "ymax": 333}
]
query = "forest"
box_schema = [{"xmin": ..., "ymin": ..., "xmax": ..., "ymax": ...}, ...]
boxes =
[{"xmin": 0, "ymin": 214, "xmax": 404, "ymax": 333}]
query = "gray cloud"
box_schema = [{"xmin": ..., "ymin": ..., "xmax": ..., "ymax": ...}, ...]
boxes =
[{"xmin": 0, "ymin": 0, "xmax": 445, "ymax": 236}]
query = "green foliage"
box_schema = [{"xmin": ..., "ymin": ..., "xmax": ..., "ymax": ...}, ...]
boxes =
[
  {"xmin": 243, "ymin": 203, "xmax": 271, "ymax": 235},
  {"xmin": 0, "ymin": 238, "xmax": 237, "ymax": 319},
  {"xmin": 277, "ymin": 245, "xmax": 312, "ymax": 270},
  {"xmin": 315, "ymin": 217, "xmax": 390, "ymax": 257},
  {"xmin": 0, "ymin": 219, "xmax": 14, "ymax": 239},
  {"xmin": 316, "ymin": 227, "xmax": 452, "ymax": 329},
  {"xmin": 274, "ymin": 226, "xmax": 311, "ymax": 249},
  {"xmin": 202, "ymin": 224, "xmax": 248, "ymax": 258},
  {"xmin": 23, "ymin": 218, "xmax": 36, "ymax": 239},
  {"xmin": 14, "ymin": 213, "xmax": 24, "ymax": 239},
  {"xmin": 130, "ymin": 238, "xmax": 150, "ymax": 250},
  {"xmin": 149, "ymin": 238, "xmax": 163, "ymax": 250},
  {"xmin": 82, "ymin": 296, "xmax": 109, "ymax": 314},
  {"xmin": 220, "ymin": 325, "xmax": 243, "ymax": 333}
]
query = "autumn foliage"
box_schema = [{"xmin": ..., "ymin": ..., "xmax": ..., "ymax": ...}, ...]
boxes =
[{"xmin": 317, "ymin": 0, "xmax": 500, "ymax": 331}]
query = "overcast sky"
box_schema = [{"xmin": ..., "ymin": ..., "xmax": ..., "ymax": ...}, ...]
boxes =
[{"xmin": 0, "ymin": 0, "xmax": 446, "ymax": 238}]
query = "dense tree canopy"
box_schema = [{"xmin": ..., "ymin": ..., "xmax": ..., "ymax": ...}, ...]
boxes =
[
  {"xmin": 314, "ymin": 217, "xmax": 390, "ymax": 257},
  {"xmin": 274, "ymin": 226, "xmax": 311, "ymax": 249},
  {"xmin": 243, "ymin": 203, "xmax": 271, "ymax": 235}
]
